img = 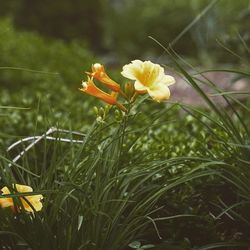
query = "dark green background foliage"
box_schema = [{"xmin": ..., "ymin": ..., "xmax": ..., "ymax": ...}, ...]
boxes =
[
  {"xmin": 0, "ymin": 19, "xmax": 95, "ymax": 88},
  {"xmin": 0, "ymin": 18, "xmax": 97, "ymax": 144},
  {"xmin": 0, "ymin": 0, "xmax": 249, "ymax": 62}
]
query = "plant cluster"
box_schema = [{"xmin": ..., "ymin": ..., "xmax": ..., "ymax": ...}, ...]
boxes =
[{"xmin": 0, "ymin": 9, "xmax": 250, "ymax": 250}]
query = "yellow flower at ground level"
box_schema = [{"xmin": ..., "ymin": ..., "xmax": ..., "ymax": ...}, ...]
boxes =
[
  {"xmin": 121, "ymin": 60, "xmax": 175, "ymax": 102},
  {"xmin": 87, "ymin": 63, "xmax": 121, "ymax": 92},
  {"xmin": 79, "ymin": 77, "xmax": 127, "ymax": 112},
  {"xmin": 0, "ymin": 184, "xmax": 43, "ymax": 213}
]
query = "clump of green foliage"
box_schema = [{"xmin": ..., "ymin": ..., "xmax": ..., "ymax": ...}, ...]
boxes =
[
  {"xmin": 0, "ymin": 18, "xmax": 97, "ymax": 146},
  {"xmin": 0, "ymin": 18, "xmax": 95, "ymax": 89},
  {"xmin": 1, "ymin": 49, "xmax": 250, "ymax": 249},
  {"xmin": 0, "ymin": 0, "xmax": 249, "ymax": 62},
  {"xmin": 0, "ymin": 8, "xmax": 250, "ymax": 250}
]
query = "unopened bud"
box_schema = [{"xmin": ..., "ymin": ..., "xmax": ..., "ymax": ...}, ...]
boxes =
[
  {"xmin": 93, "ymin": 106, "xmax": 99, "ymax": 115},
  {"xmin": 115, "ymin": 109, "xmax": 122, "ymax": 121},
  {"xmin": 99, "ymin": 107, "xmax": 105, "ymax": 117},
  {"xmin": 124, "ymin": 82, "xmax": 135, "ymax": 99},
  {"xmin": 104, "ymin": 105, "xmax": 111, "ymax": 113}
]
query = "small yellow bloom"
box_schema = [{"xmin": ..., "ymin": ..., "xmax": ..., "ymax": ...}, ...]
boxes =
[
  {"xmin": 79, "ymin": 77, "xmax": 127, "ymax": 112},
  {"xmin": 0, "ymin": 184, "xmax": 43, "ymax": 213},
  {"xmin": 121, "ymin": 60, "xmax": 175, "ymax": 102},
  {"xmin": 87, "ymin": 63, "xmax": 121, "ymax": 92}
]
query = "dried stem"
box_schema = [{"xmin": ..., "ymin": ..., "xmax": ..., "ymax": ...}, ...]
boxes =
[{"xmin": 8, "ymin": 127, "xmax": 85, "ymax": 167}]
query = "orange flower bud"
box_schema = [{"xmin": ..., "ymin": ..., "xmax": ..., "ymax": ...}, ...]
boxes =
[
  {"xmin": 79, "ymin": 77, "xmax": 127, "ymax": 112},
  {"xmin": 87, "ymin": 63, "xmax": 121, "ymax": 92},
  {"xmin": 80, "ymin": 77, "xmax": 117, "ymax": 105}
]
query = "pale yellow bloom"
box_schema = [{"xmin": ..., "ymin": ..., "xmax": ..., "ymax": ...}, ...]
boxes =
[
  {"xmin": 0, "ymin": 184, "xmax": 43, "ymax": 213},
  {"xmin": 121, "ymin": 60, "xmax": 175, "ymax": 102}
]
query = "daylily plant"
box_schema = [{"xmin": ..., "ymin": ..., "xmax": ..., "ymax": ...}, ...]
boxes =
[
  {"xmin": 0, "ymin": 184, "xmax": 43, "ymax": 213},
  {"xmin": 80, "ymin": 60, "xmax": 175, "ymax": 112}
]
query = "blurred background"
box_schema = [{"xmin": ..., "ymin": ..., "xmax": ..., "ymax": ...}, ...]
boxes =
[
  {"xmin": 0, "ymin": 0, "xmax": 249, "ymax": 141},
  {"xmin": 0, "ymin": 0, "xmax": 250, "ymax": 143},
  {"xmin": 0, "ymin": 0, "xmax": 249, "ymax": 67}
]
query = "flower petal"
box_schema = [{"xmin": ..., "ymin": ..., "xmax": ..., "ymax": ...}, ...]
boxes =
[
  {"xmin": 15, "ymin": 184, "xmax": 33, "ymax": 193},
  {"xmin": 0, "ymin": 184, "xmax": 43, "ymax": 212},
  {"xmin": 0, "ymin": 186, "xmax": 13, "ymax": 208},
  {"xmin": 89, "ymin": 63, "xmax": 121, "ymax": 92},
  {"xmin": 121, "ymin": 60, "xmax": 143, "ymax": 80},
  {"xmin": 134, "ymin": 81, "xmax": 147, "ymax": 91},
  {"xmin": 142, "ymin": 61, "xmax": 160, "ymax": 83},
  {"xmin": 22, "ymin": 194, "xmax": 43, "ymax": 212},
  {"xmin": 159, "ymin": 74, "xmax": 176, "ymax": 86},
  {"xmin": 122, "ymin": 60, "xmax": 175, "ymax": 90},
  {"xmin": 147, "ymin": 83, "xmax": 170, "ymax": 102},
  {"xmin": 80, "ymin": 77, "xmax": 117, "ymax": 105}
]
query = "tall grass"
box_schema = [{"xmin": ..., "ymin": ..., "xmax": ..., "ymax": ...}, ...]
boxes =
[
  {"xmin": 1, "ymin": 54, "xmax": 250, "ymax": 249},
  {"xmin": 1, "ymin": 17, "xmax": 250, "ymax": 250}
]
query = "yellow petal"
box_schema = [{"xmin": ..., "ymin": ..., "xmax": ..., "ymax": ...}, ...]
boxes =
[
  {"xmin": 121, "ymin": 60, "xmax": 175, "ymax": 92},
  {"xmin": 140, "ymin": 61, "xmax": 161, "ymax": 86},
  {"xmin": 0, "ymin": 184, "xmax": 43, "ymax": 213},
  {"xmin": 22, "ymin": 194, "xmax": 43, "ymax": 212},
  {"xmin": 147, "ymin": 83, "xmax": 170, "ymax": 102},
  {"xmin": 15, "ymin": 184, "xmax": 33, "ymax": 193},
  {"xmin": 134, "ymin": 81, "xmax": 147, "ymax": 92},
  {"xmin": 1, "ymin": 186, "xmax": 11, "ymax": 194},
  {"xmin": 158, "ymin": 75, "xmax": 175, "ymax": 86},
  {"xmin": 121, "ymin": 60, "xmax": 143, "ymax": 80},
  {"xmin": 0, "ymin": 186, "xmax": 13, "ymax": 208}
]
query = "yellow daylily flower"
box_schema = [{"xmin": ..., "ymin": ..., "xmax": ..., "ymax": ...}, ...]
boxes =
[
  {"xmin": 87, "ymin": 63, "xmax": 121, "ymax": 92},
  {"xmin": 79, "ymin": 77, "xmax": 127, "ymax": 112},
  {"xmin": 0, "ymin": 184, "xmax": 43, "ymax": 213},
  {"xmin": 121, "ymin": 60, "xmax": 175, "ymax": 102}
]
